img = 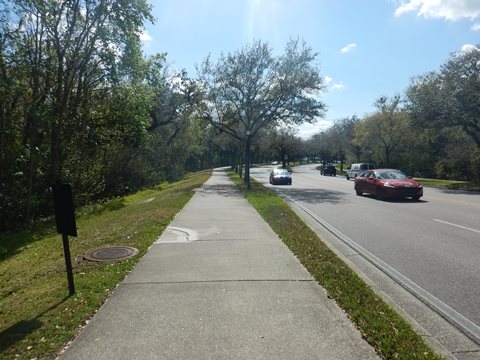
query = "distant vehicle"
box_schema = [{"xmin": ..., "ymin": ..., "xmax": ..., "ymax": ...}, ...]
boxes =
[
  {"xmin": 346, "ymin": 163, "xmax": 375, "ymax": 180},
  {"xmin": 354, "ymin": 169, "xmax": 423, "ymax": 200},
  {"xmin": 320, "ymin": 165, "xmax": 337, "ymax": 176},
  {"xmin": 269, "ymin": 168, "xmax": 292, "ymax": 185}
]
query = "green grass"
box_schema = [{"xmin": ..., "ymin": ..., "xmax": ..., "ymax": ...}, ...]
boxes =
[
  {"xmin": 229, "ymin": 172, "xmax": 442, "ymax": 360},
  {"xmin": 0, "ymin": 171, "xmax": 211, "ymax": 360},
  {"xmin": 414, "ymin": 178, "xmax": 480, "ymax": 191}
]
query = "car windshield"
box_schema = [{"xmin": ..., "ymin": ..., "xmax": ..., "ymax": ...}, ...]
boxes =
[
  {"xmin": 376, "ymin": 170, "xmax": 408, "ymax": 180},
  {"xmin": 274, "ymin": 169, "xmax": 289, "ymax": 175}
]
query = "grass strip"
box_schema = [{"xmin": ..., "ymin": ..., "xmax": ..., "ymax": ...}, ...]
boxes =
[
  {"xmin": 229, "ymin": 171, "xmax": 442, "ymax": 360},
  {"xmin": 414, "ymin": 178, "xmax": 480, "ymax": 191},
  {"xmin": 0, "ymin": 171, "xmax": 210, "ymax": 360}
]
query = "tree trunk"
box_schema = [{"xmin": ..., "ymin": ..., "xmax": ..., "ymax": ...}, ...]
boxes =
[
  {"xmin": 51, "ymin": 120, "xmax": 62, "ymax": 183},
  {"xmin": 244, "ymin": 135, "xmax": 251, "ymax": 189}
]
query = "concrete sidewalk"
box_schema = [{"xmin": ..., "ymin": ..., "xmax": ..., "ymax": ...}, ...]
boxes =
[{"xmin": 59, "ymin": 169, "xmax": 379, "ymax": 360}]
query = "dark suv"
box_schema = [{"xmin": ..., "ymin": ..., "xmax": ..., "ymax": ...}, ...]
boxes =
[{"xmin": 320, "ymin": 165, "xmax": 337, "ymax": 176}]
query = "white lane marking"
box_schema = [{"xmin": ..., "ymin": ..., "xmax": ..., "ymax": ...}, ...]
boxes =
[{"xmin": 433, "ymin": 219, "xmax": 480, "ymax": 235}]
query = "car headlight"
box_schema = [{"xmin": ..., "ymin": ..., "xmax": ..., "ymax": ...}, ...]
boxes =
[
  {"xmin": 418, "ymin": 184, "xmax": 423, "ymax": 188},
  {"xmin": 383, "ymin": 182, "xmax": 395, "ymax": 188}
]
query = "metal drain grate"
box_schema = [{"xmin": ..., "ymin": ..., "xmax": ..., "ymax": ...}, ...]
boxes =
[{"xmin": 83, "ymin": 246, "xmax": 138, "ymax": 262}]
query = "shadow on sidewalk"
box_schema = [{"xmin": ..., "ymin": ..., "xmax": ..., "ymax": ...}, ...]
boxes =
[{"xmin": 197, "ymin": 184, "xmax": 243, "ymax": 198}]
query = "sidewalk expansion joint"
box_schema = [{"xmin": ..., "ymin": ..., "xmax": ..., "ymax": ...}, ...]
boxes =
[
  {"xmin": 452, "ymin": 350, "xmax": 480, "ymax": 354},
  {"xmin": 122, "ymin": 279, "xmax": 315, "ymax": 286},
  {"xmin": 195, "ymin": 238, "xmax": 263, "ymax": 242}
]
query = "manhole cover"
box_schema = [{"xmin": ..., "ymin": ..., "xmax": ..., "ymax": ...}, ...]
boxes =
[{"xmin": 83, "ymin": 246, "xmax": 138, "ymax": 262}]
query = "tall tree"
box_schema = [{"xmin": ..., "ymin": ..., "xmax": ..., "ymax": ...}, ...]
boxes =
[
  {"xmin": 198, "ymin": 39, "xmax": 326, "ymax": 188},
  {"xmin": 11, "ymin": 0, "xmax": 154, "ymax": 183},
  {"xmin": 266, "ymin": 127, "xmax": 300, "ymax": 167},
  {"xmin": 308, "ymin": 131, "xmax": 334, "ymax": 165},
  {"xmin": 353, "ymin": 96, "xmax": 411, "ymax": 167},
  {"xmin": 406, "ymin": 46, "xmax": 480, "ymax": 150},
  {"xmin": 0, "ymin": 0, "xmax": 155, "ymax": 230}
]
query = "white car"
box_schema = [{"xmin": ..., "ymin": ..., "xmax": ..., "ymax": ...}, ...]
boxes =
[
  {"xmin": 346, "ymin": 163, "xmax": 375, "ymax": 180},
  {"xmin": 269, "ymin": 168, "xmax": 292, "ymax": 185}
]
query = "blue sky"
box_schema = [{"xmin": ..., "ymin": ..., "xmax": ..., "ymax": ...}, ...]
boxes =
[{"xmin": 141, "ymin": 0, "xmax": 480, "ymax": 138}]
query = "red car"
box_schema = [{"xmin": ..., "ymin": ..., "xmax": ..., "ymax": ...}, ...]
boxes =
[{"xmin": 354, "ymin": 169, "xmax": 423, "ymax": 200}]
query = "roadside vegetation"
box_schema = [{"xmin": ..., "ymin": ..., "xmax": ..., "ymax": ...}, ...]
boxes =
[
  {"xmin": 414, "ymin": 178, "xmax": 480, "ymax": 191},
  {"xmin": 230, "ymin": 172, "xmax": 442, "ymax": 360},
  {"xmin": 0, "ymin": 1, "xmax": 477, "ymax": 359},
  {"xmin": 1, "ymin": 0, "xmax": 478, "ymax": 234},
  {"xmin": 0, "ymin": 171, "xmax": 210, "ymax": 360}
]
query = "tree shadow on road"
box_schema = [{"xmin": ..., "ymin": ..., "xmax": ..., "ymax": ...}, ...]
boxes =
[
  {"xmin": 437, "ymin": 187, "xmax": 480, "ymax": 196},
  {"xmin": 279, "ymin": 187, "xmax": 348, "ymax": 205}
]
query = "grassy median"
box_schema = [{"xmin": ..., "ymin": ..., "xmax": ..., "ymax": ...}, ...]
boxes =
[
  {"xmin": 414, "ymin": 178, "xmax": 480, "ymax": 191},
  {"xmin": 230, "ymin": 172, "xmax": 442, "ymax": 360},
  {"xmin": 0, "ymin": 171, "xmax": 211, "ymax": 360}
]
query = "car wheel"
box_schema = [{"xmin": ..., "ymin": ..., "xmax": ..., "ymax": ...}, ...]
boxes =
[
  {"xmin": 375, "ymin": 187, "xmax": 384, "ymax": 200},
  {"xmin": 346, "ymin": 175, "xmax": 350, "ymax": 180},
  {"xmin": 412, "ymin": 196, "xmax": 420, "ymax": 201},
  {"xmin": 355, "ymin": 186, "xmax": 362, "ymax": 196}
]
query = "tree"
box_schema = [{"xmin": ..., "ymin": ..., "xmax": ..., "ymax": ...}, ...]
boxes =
[
  {"xmin": 308, "ymin": 115, "xmax": 361, "ymax": 167},
  {"xmin": 406, "ymin": 46, "xmax": 480, "ymax": 150},
  {"xmin": 0, "ymin": 0, "xmax": 157, "ymax": 230},
  {"xmin": 7, "ymin": 0, "xmax": 154, "ymax": 184},
  {"xmin": 353, "ymin": 96, "xmax": 412, "ymax": 167},
  {"xmin": 266, "ymin": 127, "xmax": 300, "ymax": 167},
  {"xmin": 198, "ymin": 39, "xmax": 326, "ymax": 188},
  {"xmin": 308, "ymin": 131, "xmax": 334, "ymax": 164},
  {"xmin": 336, "ymin": 116, "xmax": 362, "ymax": 166}
]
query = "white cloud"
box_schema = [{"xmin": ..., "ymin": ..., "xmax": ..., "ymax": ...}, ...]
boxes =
[
  {"xmin": 394, "ymin": 0, "xmax": 418, "ymax": 16},
  {"xmin": 472, "ymin": 23, "xmax": 480, "ymax": 30},
  {"xmin": 139, "ymin": 30, "xmax": 153, "ymax": 42},
  {"xmin": 340, "ymin": 43, "xmax": 357, "ymax": 54},
  {"xmin": 298, "ymin": 119, "xmax": 333, "ymax": 139},
  {"xmin": 324, "ymin": 76, "xmax": 333, "ymax": 84},
  {"xmin": 461, "ymin": 44, "xmax": 479, "ymax": 53},
  {"xmin": 394, "ymin": 0, "xmax": 480, "ymax": 21},
  {"xmin": 331, "ymin": 82, "xmax": 347, "ymax": 90}
]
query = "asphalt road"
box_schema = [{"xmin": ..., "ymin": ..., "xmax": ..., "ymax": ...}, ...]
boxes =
[{"xmin": 251, "ymin": 164, "xmax": 480, "ymax": 332}]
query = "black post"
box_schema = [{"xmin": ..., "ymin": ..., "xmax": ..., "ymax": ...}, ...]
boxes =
[
  {"xmin": 62, "ymin": 233, "xmax": 75, "ymax": 295},
  {"xmin": 244, "ymin": 131, "xmax": 251, "ymax": 189},
  {"xmin": 52, "ymin": 183, "xmax": 77, "ymax": 296}
]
